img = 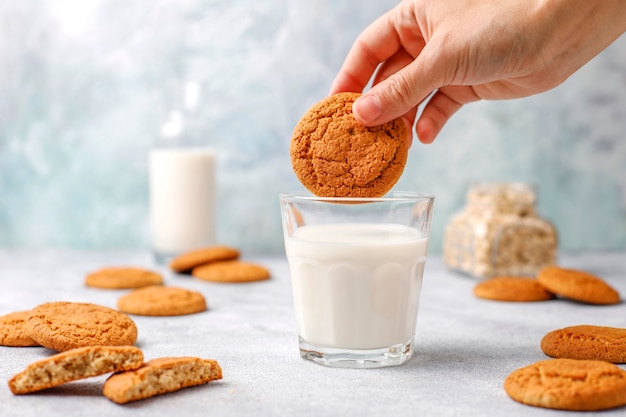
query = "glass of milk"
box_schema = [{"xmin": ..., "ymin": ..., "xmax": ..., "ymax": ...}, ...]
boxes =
[
  {"xmin": 149, "ymin": 148, "xmax": 216, "ymax": 263},
  {"xmin": 279, "ymin": 192, "xmax": 434, "ymax": 368}
]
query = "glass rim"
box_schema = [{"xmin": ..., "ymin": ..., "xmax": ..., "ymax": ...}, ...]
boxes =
[{"xmin": 279, "ymin": 191, "xmax": 435, "ymax": 203}]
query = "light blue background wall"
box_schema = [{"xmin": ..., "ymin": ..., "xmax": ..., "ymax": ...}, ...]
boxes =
[{"xmin": 1, "ymin": 0, "xmax": 625, "ymax": 255}]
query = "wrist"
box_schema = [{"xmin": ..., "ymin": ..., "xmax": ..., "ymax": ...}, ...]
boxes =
[{"xmin": 532, "ymin": 0, "xmax": 625, "ymax": 77}]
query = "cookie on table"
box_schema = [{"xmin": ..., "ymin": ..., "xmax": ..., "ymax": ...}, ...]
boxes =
[
  {"xmin": 85, "ymin": 267, "xmax": 163, "ymax": 289},
  {"xmin": 169, "ymin": 246, "xmax": 240, "ymax": 273},
  {"xmin": 290, "ymin": 92, "xmax": 409, "ymax": 198},
  {"xmin": 103, "ymin": 357, "xmax": 222, "ymax": 404},
  {"xmin": 117, "ymin": 286, "xmax": 207, "ymax": 316},
  {"xmin": 8, "ymin": 345, "xmax": 144, "ymax": 395},
  {"xmin": 473, "ymin": 276, "xmax": 555, "ymax": 302},
  {"xmin": 537, "ymin": 266, "xmax": 620, "ymax": 305},
  {"xmin": 504, "ymin": 358, "xmax": 626, "ymax": 411},
  {"xmin": 541, "ymin": 325, "xmax": 626, "ymax": 363},
  {"xmin": 25, "ymin": 302, "xmax": 138, "ymax": 352},
  {"xmin": 0, "ymin": 311, "xmax": 40, "ymax": 347},
  {"xmin": 192, "ymin": 260, "xmax": 270, "ymax": 283}
]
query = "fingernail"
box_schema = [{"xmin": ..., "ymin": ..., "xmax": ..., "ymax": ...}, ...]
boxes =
[{"xmin": 353, "ymin": 94, "xmax": 382, "ymax": 124}]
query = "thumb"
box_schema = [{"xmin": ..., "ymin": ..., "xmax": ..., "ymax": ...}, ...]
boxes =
[{"xmin": 352, "ymin": 43, "xmax": 445, "ymax": 126}]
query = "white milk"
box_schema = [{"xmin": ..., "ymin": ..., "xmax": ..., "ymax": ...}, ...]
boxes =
[
  {"xmin": 285, "ymin": 223, "xmax": 428, "ymax": 350},
  {"xmin": 149, "ymin": 149, "xmax": 216, "ymax": 256}
]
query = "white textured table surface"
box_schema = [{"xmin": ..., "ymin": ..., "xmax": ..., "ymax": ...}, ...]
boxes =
[{"xmin": 0, "ymin": 250, "xmax": 625, "ymax": 417}]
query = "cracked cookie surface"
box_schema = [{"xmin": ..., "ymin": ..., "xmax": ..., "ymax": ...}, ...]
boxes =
[
  {"xmin": 0, "ymin": 310, "xmax": 40, "ymax": 347},
  {"xmin": 290, "ymin": 92, "xmax": 408, "ymax": 197},
  {"xmin": 541, "ymin": 325, "xmax": 626, "ymax": 363},
  {"xmin": 25, "ymin": 301, "xmax": 138, "ymax": 352},
  {"xmin": 504, "ymin": 358, "xmax": 626, "ymax": 411}
]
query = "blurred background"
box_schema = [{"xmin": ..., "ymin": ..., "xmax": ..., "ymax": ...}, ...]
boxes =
[{"xmin": 1, "ymin": 0, "xmax": 625, "ymax": 255}]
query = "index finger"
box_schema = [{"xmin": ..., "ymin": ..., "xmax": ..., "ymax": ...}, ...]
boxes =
[{"xmin": 329, "ymin": 8, "xmax": 404, "ymax": 95}]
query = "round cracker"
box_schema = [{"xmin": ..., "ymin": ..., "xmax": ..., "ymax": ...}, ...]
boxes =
[
  {"xmin": 504, "ymin": 358, "xmax": 626, "ymax": 411},
  {"xmin": 290, "ymin": 92, "xmax": 408, "ymax": 198},
  {"xmin": 169, "ymin": 246, "xmax": 240, "ymax": 273},
  {"xmin": 537, "ymin": 266, "xmax": 620, "ymax": 305},
  {"xmin": 25, "ymin": 302, "xmax": 138, "ymax": 352},
  {"xmin": 541, "ymin": 325, "xmax": 626, "ymax": 363},
  {"xmin": 192, "ymin": 260, "xmax": 270, "ymax": 283},
  {"xmin": 0, "ymin": 311, "xmax": 40, "ymax": 347},
  {"xmin": 117, "ymin": 286, "xmax": 207, "ymax": 316},
  {"xmin": 85, "ymin": 267, "xmax": 163, "ymax": 289},
  {"xmin": 473, "ymin": 276, "xmax": 554, "ymax": 302}
]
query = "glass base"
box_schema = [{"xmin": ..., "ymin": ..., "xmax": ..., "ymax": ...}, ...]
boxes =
[{"xmin": 298, "ymin": 337, "xmax": 413, "ymax": 368}]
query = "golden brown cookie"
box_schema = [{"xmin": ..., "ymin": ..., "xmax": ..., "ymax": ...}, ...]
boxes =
[
  {"xmin": 0, "ymin": 311, "xmax": 40, "ymax": 347},
  {"xmin": 85, "ymin": 267, "xmax": 163, "ymax": 289},
  {"xmin": 504, "ymin": 358, "xmax": 626, "ymax": 411},
  {"xmin": 541, "ymin": 325, "xmax": 626, "ymax": 363},
  {"xmin": 537, "ymin": 266, "xmax": 620, "ymax": 305},
  {"xmin": 25, "ymin": 302, "xmax": 138, "ymax": 352},
  {"xmin": 290, "ymin": 92, "xmax": 409, "ymax": 198},
  {"xmin": 103, "ymin": 356, "xmax": 222, "ymax": 404},
  {"xmin": 8, "ymin": 345, "xmax": 144, "ymax": 394},
  {"xmin": 192, "ymin": 260, "xmax": 270, "ymax": 283},
  {"xmin": 169, "ymin": 246, "xmax": 240, "ymax": 273},
  {"xmin": 117, "ymin": 286, "xmax": 207, "ymax": 316},
  {"xmin": 473, "ymin": 276, "xmax": 555, "ymax": 302}
]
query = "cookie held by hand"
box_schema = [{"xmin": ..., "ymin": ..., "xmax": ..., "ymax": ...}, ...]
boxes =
[{"xmin": 290, "ymin": 92, "xmax": 409, "ymax": 198}]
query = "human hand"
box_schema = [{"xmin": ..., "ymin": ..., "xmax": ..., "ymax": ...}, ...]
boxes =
[{"xmin": 330, "ymin": 0, "xmax": 626, "ymax": 144}]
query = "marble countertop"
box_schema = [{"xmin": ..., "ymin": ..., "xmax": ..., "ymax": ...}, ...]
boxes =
[{"xmin": 0, "ymin": 249, "xmax": 625, "ymax": 417}]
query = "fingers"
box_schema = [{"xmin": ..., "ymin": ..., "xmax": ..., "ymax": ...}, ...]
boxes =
[
  {"xmin": 329, "ymin": 7, "xmax": 405, "ymax": 95},
  {"xmin": 372, "ymin": 47, "xmax": 415, "ymax": 87},
  {"xmin": 401, "ymin": 108, "xmax": 418, "ymax": 147},
  {"xmin": 352, "ymin": 38, "xmax": 446, "ymax": 127},
  {"xmin": 415, "ymin": 85, "xmax": 481, "ymax": 144},
  {"xmin": 329, "ymin": 1, "xmax": 475, "ymax": 144}
]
